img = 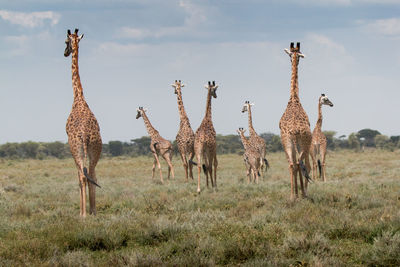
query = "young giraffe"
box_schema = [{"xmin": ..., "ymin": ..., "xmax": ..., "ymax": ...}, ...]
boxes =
[
  {"xmin": 241, "ymin": 101, "xmax": 269, "ymax": 175},
  {"xmin": 172, "ymin": 80, "xmax": 195, "ymax": 181},
  {"xmin": 237, "ymin": 128, "xmax": 262, "ymax": 184},
  {"xmin": 194, "ymin": 81, "xmax": 218, "ymax": 193},
  {"xmin": 279, "ymin": 42, "xmax": 312, "ymax": 200},
  {"xmin": 64, "ymin": 29, "xmax": 102, "ymax": 217},
  {"xmin": 136, "ymin": 107, "xmax": 174, "ymax": 183},
  {"xmin": 310, "ymin": 94, "xmax": 334, "ymax": 181}
]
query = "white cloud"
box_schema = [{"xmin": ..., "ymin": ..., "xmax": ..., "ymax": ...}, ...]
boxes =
[
  {"xmin": 117, "ymin": 0, "xmax": 208, "ymax": 39},
  {"xmin": 363, "ymin": 18, "xmax": 400, "ymax": 37},
  {"xmin": 0, "ymin": 10, "xmax": 60, "ymax": 28},
  {"xmin": 293, "ymin": 0, "xmax": 400, "ymax": 6},
  {"xmin": 3, "ymin": 35, "xmax": 29, "ymax": 56}
]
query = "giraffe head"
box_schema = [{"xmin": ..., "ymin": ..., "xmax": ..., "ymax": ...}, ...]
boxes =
[
  {"xmin": 237, "ymin": 127, "xmax": 246, "ymax": 135},
  {"xmin": 204, "ymin": 81, "xmax": 218, "ymax": 98},
  {"xmin": 284, "ymin": 42, "xmax": 305, "ymax": 64},
  {"xmin": 320, "ymin": 94, "xmax": 334, "ymax": 107},
  {"xmin": 136, "ymin": 106, "xmax": 148, "ymax": 119},
  {"xmin": 171, "ymin": 80, "xmax": 185, "ymax": 94},
  {"xmin": 241, "ymin": 101, "xmax": 254, "ymax": 113},
  {"xmin": 64, "ymin": 28, "xmax": 84, "ymax": 57}
]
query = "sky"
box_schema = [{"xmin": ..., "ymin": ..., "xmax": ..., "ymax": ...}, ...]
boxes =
[{"xmin": 0, "ymin": 0, "xmax": 400, "ymax": 143}]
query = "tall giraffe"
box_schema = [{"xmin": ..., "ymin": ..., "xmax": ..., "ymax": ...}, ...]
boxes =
[
  {"xmin": 64, "ymin": 29, "xmax": 102, "ymax": 217},
  {"xmin": 237, "ymin": 128, "xmax": 261, "ymax": 184},
  {"xmin": 279, "ymin": 42, "xmax": 312, "ymax": 200},
  {"xmin": 172, "ymin": 80, "xmax": 195, "ymax": 181},
  {"xmin": 136, "ymin": 107, "xmax": 174, "ymax": 183},
  {"xmin": 194, "ymin": 81, "xmax": 218, "ymax": 193},
  {"xmin": 241, "ymin": 101, "xmax": 269, "ymax": 175},
  {"xmin": 310, "ymin": 94, "xmax": 334, "ymax": 181}
]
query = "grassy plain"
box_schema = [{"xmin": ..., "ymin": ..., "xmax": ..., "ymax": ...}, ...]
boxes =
[{"xmin": 0, "ymin": 150, "xmax": 399, "ymax": 266}]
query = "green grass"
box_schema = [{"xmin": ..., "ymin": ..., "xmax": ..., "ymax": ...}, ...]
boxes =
[{"xmin": 0, "ymin": 150, "xmax": 399, "ymax": 266}]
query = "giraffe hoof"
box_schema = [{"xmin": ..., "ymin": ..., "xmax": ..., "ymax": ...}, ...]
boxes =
[{"xmin": 197, "ymin": 188, "xmax": 201, "ymax": 194}]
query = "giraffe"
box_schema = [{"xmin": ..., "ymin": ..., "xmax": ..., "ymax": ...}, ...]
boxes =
[
  {"xmin": 279, "ymin": 42, "xmax": 312, "ymax": 200},
  {"xmin": 237, "ymin": 128, "xmax": 262, "ymax": 184},
  {"xmin": 194, "ymin": 81, "xmax": 218, "ymax": 193},
  {"xmin": 172, "ymin": 80, "xmax": 195, "ymax": 181},
  {"xmin": 64, "ymin": 29, "xmax": 102, "ymax": 217},
  {"xmin": 310, "ymin": 94, "xmax": 334, "ymax": 181},
  {"xmin": 241, "ymin": 101, "xmax": 269, "ymax": 175},
  {"xmin": 136, "ymin": 107, "xmax": 174, "ymax": 183}
]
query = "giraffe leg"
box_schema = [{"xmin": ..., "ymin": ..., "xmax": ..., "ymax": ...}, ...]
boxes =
[
  {"xmin": 152, "ymin": 158, "xmax": 156, "ymax": 179},
  {"xmin": 88, "ymin": 143, "xmax": 101, "ymax": 216},
  {"xmin": 188, "ymin": 151, "xmax": 194, "ymax": 180},
  {"xmin": 163, "ymin": 151, "xmax": 175, "ymax": 180},
  {"xmin": 78, "ymin": 172, "xmax": 85, "ymax": 217},
  {"xmin": 195, "ymin": 151, "xmax": 202, "ymax": 193},
  {"xmin": 80, "ymin": 174, "xmax": 87, "ymax": 217},
  {"xmin": 310, "ymin": 145, "xmax": 317, "ymax": 180},
  {"xmin": 203, "ymin": 153, "xmax": 210, "ymax": 188},
  {"xmin": 153, "ymin": 153, "xmax": 163, "ymax": 183},
  {"xmin": 321, "ymin": 147, "xmax": 327, "ymax": 182},
  {"xmin": 180, "ymin": 152, "xmax": 189, "ymax": 181},
  {"xmin": 205, "ymin": 151, "xmax": 214, "ymax": 188},
  {"xmin": 88, "ymin": 168, "xmax": 96, "ymax": 215},
  {"xmin": 212, "ymin": 151, "xmax": 218, "ymax": 189}
]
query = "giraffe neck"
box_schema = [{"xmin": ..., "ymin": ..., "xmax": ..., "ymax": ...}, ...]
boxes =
[
  {"xmin": 141, "ymin": 112, "xmax": 159, "ymax": 138},
  {"xmin": 71, "ymin": 45, "xmax": 84, "ymax": 102},
  {"xmin": 289, "ymin": 56, "xmax": 300, "ymax": 101},
  {"xmin": 203, "ymin": 89, "xmax": 213, "ymax": 122},
  {"xmin": 247, "ymin": 106, "xmax": 257, "ymax": 137},
  {"xmin": 176, "ymin": 90, "xmax": 190, "ymax": 126},
  {"xmin": 239, "ymin": 133, "xmax": 251, "ymax": 150},
  {"xmin": 316, "ymin": 102, "xmax": 323, "ymax": 131}
]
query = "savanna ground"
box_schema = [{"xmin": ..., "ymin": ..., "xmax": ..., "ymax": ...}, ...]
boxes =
[{"xmin": 0, "ymin": 150, "xmax": 399, "ymax": 266}]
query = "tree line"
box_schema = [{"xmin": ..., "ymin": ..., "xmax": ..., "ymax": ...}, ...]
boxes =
[{"xmin": 0, "ymin": 128, "xmax": 399, "ymax": 159}]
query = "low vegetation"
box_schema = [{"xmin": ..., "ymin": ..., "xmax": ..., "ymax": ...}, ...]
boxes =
[
  {"xmin": 0, "ymin": 150, "xmax": 399, "ymax": 266},
  {"xmin": 1, "ymin": 128, "xmax": 399, "ymax": 159}
]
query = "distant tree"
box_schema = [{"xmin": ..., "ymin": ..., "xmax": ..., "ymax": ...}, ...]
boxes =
[
  {"xmin": 45, "ymin": 141, "xmax": 67, "ymax": 158},
  {"xmin": 131, "ymin": 136, "xmax": 152, "ymax": 156},
  {"xmin": 108, "ymin": 141, "xmax": 123, "ymax": 156},
  {"xmin": 348, "ymin": 132, "xmax": 360, "ymax": 151},
  {"xmin": 0, "ymin": 143, "xmax": 19, "ymax": 158},
  {"xmin": 374, "ymin": 135, "xmax": 393, "ymax": 151},
  {"xmin": 323, "ymin": 131, "xmax": 337, "ymax": 150},
  {"xmin": 217, "ymin": 134, "xmax": 243, "ymax": 154},
  {"xmin": 19, "ymin": 141, "xmax": 39, "ymax": 158},
  {"xmin": 358, "ymin": 129, "xmax": 381, "ymax": 147},
  {"xmin": 260, "ymin": 133, "xmax": 283, "ymax": 152}
]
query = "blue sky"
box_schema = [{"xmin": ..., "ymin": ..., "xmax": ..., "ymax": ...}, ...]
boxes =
[{"xmin": 1, "ymin": 0, "xmax": 399, "ymax": 143}]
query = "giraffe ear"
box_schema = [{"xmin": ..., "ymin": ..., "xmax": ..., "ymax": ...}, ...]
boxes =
[
  {"xmin": 78, "ymin": 34, "xmax": 84, "ymax": 40},
  {"xmin": 284, "ymin": 48, "xmax": 291, "ymax": 56},
  {"xmin": 181, "ymin": 84, "xmax": 185, "ymax": 87},
  {"xmin": 171, "ymin": 84, "xmax": 176, "ymax": 88},
  {"xmin": 214, "ymin": 85, "xmax": 218, "ymax": 90},
  {"xmin": 250, "ymin": 103, "xmax": 255, "ymax": 106}
]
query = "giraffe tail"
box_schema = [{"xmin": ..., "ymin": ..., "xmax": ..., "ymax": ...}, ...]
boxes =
[
  {"xmin": 263, "ymin": 158, "xmax": 270, "ymax": 169},
  {"xmin": 83, "ymin": 167, "xmax": 101, "ymax": 188},
  {"xmin": 202, "ymin": 164, "xmax": 207, "ymax": 173},
  {"xmin": 317, "ymin": 159, "xmax": 322, "ymax": 178},
  {"xmin": 189, "ymin": 159, "xmax": 198, "ymax": 166},
  {"xmin": 299, "ymin": 159, "xmax": 312, "ymax": 183}
]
